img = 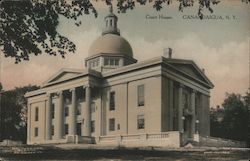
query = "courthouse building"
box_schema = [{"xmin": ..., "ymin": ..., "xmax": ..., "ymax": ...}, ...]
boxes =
[{"xmin": 25, "ymin": 7, "xmax": 213, "ymax": 147}]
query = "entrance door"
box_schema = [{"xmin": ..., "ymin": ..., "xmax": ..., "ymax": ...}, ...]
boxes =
[
  {"xmin": 182, "ymin": 92, "xmax": 192, "ymax": 139},
  {"xmin": 77, "ymin": 123, "xmax": 81, "ymax": 136}
]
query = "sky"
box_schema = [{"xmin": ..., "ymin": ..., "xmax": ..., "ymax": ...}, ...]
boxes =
[{"xmin": 0, "ymin": 1, "xmax": 249, "ymax": 107}]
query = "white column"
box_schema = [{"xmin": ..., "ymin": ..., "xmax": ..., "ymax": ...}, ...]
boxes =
[
  {"xmin": 169, "ymin": 80, "xmax": 174, "ymax": 131},
  {"xmin": 69, "ymin": 88, "xmax": 76, "ymax": 135},
  {"xmin": 55, "ymin": 91, "xmax": 63, "ymax": 139},
  {"xmin": 27, "ymin": 103, "xmax": 31, "ymax": 144},
  {"xmin": 80, "ymin": 87, "xmax": 85, "ymax": 136},
  {"xmin": 178, "ymin": 84, "xmax": 184, "ymax": 133},
  {"xmin": 45, "ymin": 93, "xmax": 52, "ymax": 140},
  {"xmin": 84, "ymin": 85, "xmax": 91, "ymax": 136},
  {"xmin": 191, "ymin": 89, "xmax": 196, "ymax": 137}
]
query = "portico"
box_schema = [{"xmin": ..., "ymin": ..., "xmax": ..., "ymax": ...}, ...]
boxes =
[{"xmin": 26, "ymin": 81, "xmax": 97, "ymax": 144}]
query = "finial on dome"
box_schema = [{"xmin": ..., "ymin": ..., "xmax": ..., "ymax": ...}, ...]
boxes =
[{"xmin": 109, "ymin": 4, "xmax": 113, "ymax": 13}]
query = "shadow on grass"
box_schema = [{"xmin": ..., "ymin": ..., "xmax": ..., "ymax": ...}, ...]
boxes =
[{"xmin": 0, "ymin": 146, "xmax": 249, "ymax": 161}]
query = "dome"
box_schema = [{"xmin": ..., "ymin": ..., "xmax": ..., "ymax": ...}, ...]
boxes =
[{"xmin": 88, "ymin": 34, "xmax": 133, "ymax": 57}]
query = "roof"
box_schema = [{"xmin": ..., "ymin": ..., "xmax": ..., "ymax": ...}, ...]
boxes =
[
  {"xmin": 88, "ymin": 34, "xmax": 133, "ymax": 58},
  {"xmin": 26, "ymin": 57, "xmax": 213, "ymax": 98}
]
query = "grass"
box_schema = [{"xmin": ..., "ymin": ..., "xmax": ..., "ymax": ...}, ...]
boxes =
[{"xmin": 0, "ymin": 145, "xmax": 249, "ymax": 161}]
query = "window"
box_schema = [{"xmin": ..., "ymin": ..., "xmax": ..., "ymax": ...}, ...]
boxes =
[
  {"xmin": 77, "ymin": 123, "xmax": 81, "ymax": 136},
  {"xmin": 76, "ymin": 87, "xmax": 85, "ymax": 102},
  {"xmin": 51, "ymin": 103, "xmax": 55, "ymax": 119},
  {"xmin": 138, "ymin": 85, "xmax": 145, "ymax": 106},
  {"xmin": 109, "ymin": 118, "xmax": 115, "ymax": 131},
  {"xmin": 104, "ymin": 58, "xmax": 109, "ymax": 66},
  {"xmin": 35, "ymin": 107, "xmax": 39, "ymax": 121},
  {"xmin": 137, "ymin": 115, "xmax": 145, "ymax": 129},
  {"xmin": 114, "ymin": 59, "xmax": 119, "ymax": 66},
  {"xmin": 104, "ymin": 58, "xmax": 119, "ymax": 66},
  {"xmin": 109, "ymin": 92, "xmax": 115, "ymax": 111},
  {"xmin": 195, "ymin": 94, "xmax": 199, "ymax": 116},
  {"xmin": 89, "ymin": 59, "xmax": 100, "ymax": 68},
  {"xmin": 65, "ymin": 106, "xmax": 69, "ymax": 117},
  {"xmin": 91, "ymin": 121, "xmax": 95, "ymax": 133},
  {"xmin": 110, "ymin": 59, "xmax": 114, "ymax": 65},
  {"xmin": 65, "ymin": 98, "xmax": 71, "ymax": 104},
  {"xmin": 65, "ymin": 124, "xmax": 69, "ymax": 135},
  {"xmin": 77, "ymin": 104, "xmax": 81, "ymax": 115},
  {"xmin": 117, "ymin": 124, "xmax": 120, "ymax": 130},
  {"xmin": 96, "ymin": 59, "xmax": 100, "ymax": 66},
  {"xmin": 34, "ymin": 127, "xmax": 39, "ymax": 137},
  {"xmin": 51, "ymin": 125, "xmax": 54, "ymax": 136},
  {"xmin": 183, "ymin": 92, "xmax": 189, "ymax": 109},
  {"xmin": 64, "ymin": 90, "xmax": 72, "ymax": 104}
]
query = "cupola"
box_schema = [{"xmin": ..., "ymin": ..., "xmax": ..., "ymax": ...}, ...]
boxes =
[{"xmin": 85, "ymin": 5, "xmax": 137, "ymax": 72}]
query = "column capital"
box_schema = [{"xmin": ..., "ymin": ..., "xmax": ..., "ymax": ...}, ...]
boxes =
[
  {"xmin": 57, "ymin": 91, "xmax": 63, "ymax": 95},
  {"xmin": 69, "ymin": 88, "xmax": 76, "ymax": 92},
  {"xmin": 52, "ymin": 94, "xmax": 59, "ymax": 99},
  {"xmin": 83, "ymin": 85, "xmax": 91, "ymax": 89},
  {"xmin": 46, "ymin": 93, "xmax": 51, "ymax": 97}
]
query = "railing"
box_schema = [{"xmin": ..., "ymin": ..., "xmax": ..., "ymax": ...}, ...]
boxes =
[
  {"xmin": 147, "ymin": 133, "xmax": 169, "ymax": 139},
  {"xmin": 98, "ymin": 131, "xmax": 180, "ymax": 147},
  {"xmin": 99, "ymin": 135, "xmax": 117, "ymax": 142},
  {"xmin": 122, "ymin": 134, "xmax": 140, "ymax": 141}
]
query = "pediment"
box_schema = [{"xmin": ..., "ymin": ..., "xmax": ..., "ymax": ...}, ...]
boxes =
[
  {"xmin": 166, "ymin": 60, "xmax": 214, "ymax": 88},
  {"xmin": 174, "ymin": 64, "xmax": 207, "ymax": 82},
  {"xmin": 43, "ymin": 68, "xmax": 83, "ymax": 85}
]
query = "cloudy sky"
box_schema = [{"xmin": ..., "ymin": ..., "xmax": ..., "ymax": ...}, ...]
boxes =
[{"xmin": 0, "ymin": 1, "xmax": 249, "ymax": 107}]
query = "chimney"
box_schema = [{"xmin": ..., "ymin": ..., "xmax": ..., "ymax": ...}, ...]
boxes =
[{"xmin": 163, "ymin": 48, "xmax": 173, "ymax": 59}]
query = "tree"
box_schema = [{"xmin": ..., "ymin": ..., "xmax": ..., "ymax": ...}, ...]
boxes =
[
  {"xmin": 0, "ymin": 0, "xmax": 249, "ymax": 63},
  {"xmin": 210, "ymin": 93, "xmax": 249, "ymax": 142},
  {"xmin": 242, "ymin": 91, "xmax": 250, "ymax": 146},
  {"xmin": 210, "ymin": 105, "xmax": 225, "ymax": 138},
  {"xmin": 0, "ymin": 85, "xmax": 39, "ymax": 143}
]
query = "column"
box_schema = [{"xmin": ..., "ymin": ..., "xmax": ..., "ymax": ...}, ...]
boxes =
[
  {"xmin": 55, "ymin": 91, "xmax": 63, "ymax": 139},
  {"xmin": 169, "ymin": 80, "xmax": 174, "ymax": 131},
  {"xmin": 178, "ymin": 84, "xmax": 184, "ymax": 133},
  {"xmin": 69, "ymin": 88, "xmax": 76, "ymax": 135},
  {"xmin": 27, "ymin": 103, "xmax": 31, "ymax": 144},
  {"xmin": 190, "ymin": 89, "xmax": 196, "ymax": 137},
  {"xmin": 45, "ymin": 94, "xmax": 52, "ymax": 140},
  {"xmin": 84, "ymin": 85, "xmax": 91, "ymax": 136},
  {"xmin": 80, "ymin": 87, "xmax": 85, "ymax": 136}
]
